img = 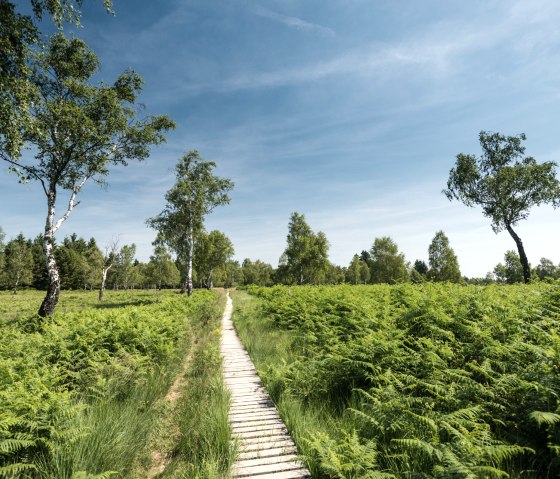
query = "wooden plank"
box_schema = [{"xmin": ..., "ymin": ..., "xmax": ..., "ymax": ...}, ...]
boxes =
[
  {"xmin": 235, "ymin": 453, "xmax": 300, "ymax": 469},
  {"xmin": 220, "ymin": 292, "xmax": 310, "ymax": 479},
  {"xmin": 232, "ymin": 419, "xmax": 285, "ymax": 433},
  {"xmin": 234, "ymin": 470, "xmax": 310, "ymax": 479},
  {"xmin": 237, "ymin": 445, "xmax": 298, "ymax": 461},
  {"xmin": 234, "ymin": 459, "xmax": 305, "ymax": 477},
  {"xmin": 236, "ymin": 426, "xmax": 289, "ymax": 441},
  {"xmin": 230, "ymin": 412, "xmax": 280, "ymax": 422},
  {"xmin": 230, "ymin": 403, "xmax": 275, "ymax": 411},
  {"xmin": 238, "ymin": 437, "xmax": 294, "ymax": 450},
  {"xmin": 230, "ymin": 411, "xmax": 280, "ymax": 420}
]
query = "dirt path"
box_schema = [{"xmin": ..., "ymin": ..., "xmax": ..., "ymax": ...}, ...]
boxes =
[{"xmin": 146, "ymin": 336, "xmax": 196, "ymax": 479}]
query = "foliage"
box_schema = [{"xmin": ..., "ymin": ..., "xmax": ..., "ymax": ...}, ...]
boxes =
[
  {"xmin": 493, "ymin": 250, "xmax": 525, "ymax": 284},
  {"xmin": 3, "ymin": 234, "xmax": 33, "ymax": 292},
  {"xmin": 277, "ymin": 212, "xmax": 329, "ymax": 285},
  {"xmin": 0, "ymin": 289, "xmax": 217, "ymax": 477},
  {"xmin": 144, "ymin": 239, "xmax": 180, "ymax": 290},
  {"xmin": 427, "ymin": 231, "xmax": 462, "ymax": 282},
  {"xmin": 535, "ymin": 258, "xmax": 560, "ymax": 281},
  {"xmin": 346, "ymin": 255, "xmax": 370, "ymax": 285},
  {"xmin": 241, "ymin": 259, "xmax": 274, "ymax": 286},
  {"xmin": 194, "ymin": 230, "xmax": 234, "ymax": 289},
  {"xmin": 444, "ymin": 131, "xmax": 560, "ymax": 283},
  {"xmin": 369, "ymin": 237, "xmax": 408, "ymax": 284},
  {"xmin": 241, "ymin": 283, "xmax": 560, "ymax": 478}
]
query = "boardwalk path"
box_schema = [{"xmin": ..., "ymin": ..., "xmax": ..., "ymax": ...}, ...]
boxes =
[{"xmin": 220, "ymin": 292, "xmax": 311, "ymax": 479}]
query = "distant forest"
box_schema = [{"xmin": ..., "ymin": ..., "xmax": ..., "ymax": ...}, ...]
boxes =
[{"xmin": 1, "ymin": 215, "xmax": 559, "ymax": 294}]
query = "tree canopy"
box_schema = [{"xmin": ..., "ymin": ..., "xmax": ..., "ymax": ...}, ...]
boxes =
[
  {"xmin": 444, "ymin": 131, "xmax": 560, "ymax": 283},
  {"xmin": 369, "ymin": 236, "xmax": 408, "ymax": 284},
  {"xmin": 428, "ymin": 231, "xmax": 462, "ymax": 282},
  {"xmin": 0, "ymin": 33, "xmax": 174, "ymax": 316}
]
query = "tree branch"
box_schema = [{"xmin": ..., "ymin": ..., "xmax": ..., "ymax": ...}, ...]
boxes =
[
  {"xmin": 53, "ymin": 174, "xmax": 90, "ymax": 232},
  {"xmin": 0, "ymin": 152, "xmax": 49, "ymax": 196}
]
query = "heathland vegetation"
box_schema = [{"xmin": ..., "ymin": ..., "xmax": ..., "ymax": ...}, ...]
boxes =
[
  {"xmin": 2, "ymin": 2, "xmax": 560, "ymax": 479},
  {"xmin": 233, "ymin": 284, "xmax": 560, "ymax": 478},
  {"xmin": 0, "ymin": 289, "xmax": 234, "ymax": 478}
]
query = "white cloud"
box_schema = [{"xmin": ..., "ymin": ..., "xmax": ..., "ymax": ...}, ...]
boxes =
[{"xmin": 254, "ymin": 6, "xmax": 335, "ymax": 37}]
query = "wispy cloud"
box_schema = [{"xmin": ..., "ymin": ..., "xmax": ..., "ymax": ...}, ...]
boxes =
[
  {"xmin": 155, "ymin": 0, "xmax": 560, "ymax": 98},
  {"xmin": 254, "ymin": 6, "xmax": 335, "ymax": 37}
]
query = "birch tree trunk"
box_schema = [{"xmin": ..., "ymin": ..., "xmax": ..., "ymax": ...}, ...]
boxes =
[
  {"xmin": 99, "ymin": 267, "xmax": 109, "ymax": 301},
  {"xmin": 506, "ymin": 223, "xmax": 531, "ymax": 283},
  {"xmin": 38, "ymin": 192, "xmax": 61, "ymax": 317},
  {"xmin": 186, "ymin": 223, "xmax": 194, "ymax": 296}
]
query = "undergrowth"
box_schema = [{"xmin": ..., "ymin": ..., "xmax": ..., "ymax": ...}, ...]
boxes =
[
  {"xmin": 0, "ymin": 289, "xmax": 225, "ymax": 478},
  {"xmin": 233, "ymin": 283, "xmax": 560, "ymax": 479}
]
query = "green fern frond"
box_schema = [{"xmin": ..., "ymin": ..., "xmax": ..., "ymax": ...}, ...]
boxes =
[{"xmin": 529, "ymin": 410, "xmax": 560, "ymax": 426}]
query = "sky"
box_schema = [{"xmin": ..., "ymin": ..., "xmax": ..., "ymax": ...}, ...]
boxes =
[{"xmin": 2, "ymin": 0, "xmax": 560, "ymax": 277}]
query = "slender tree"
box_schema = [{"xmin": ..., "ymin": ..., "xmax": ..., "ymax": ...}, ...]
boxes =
[
  {"xmin": 280, "ymin": 212, "xmax": 329, "ymax": 285},
  {"xmin": 0, "ymin": 227, "xmax": 5, "ymax": 284},
  {"xmin": 147, "ymin": 151, "xmax": 233, "ymax": 296},
  {"xmin": 427, "ymin": 231, "xmax": 462, "ymax": 282},
  {"xmin": 347, "ymin": 254, "xmax": 362, "ymax": 285},
  {"xmin": 444, "ymin": 131, "xmax": 560, "ymax": 283},
  {"xmin": 99, "ymin": 238, "xmax": 118, "ymax": 301},
  {"xmin": 0, "ymin": 35, "xmax": 174, "ymax": 316},
  {"xmin": 4, "ymin": 233, "xmax": 33, "ymax": 293}
]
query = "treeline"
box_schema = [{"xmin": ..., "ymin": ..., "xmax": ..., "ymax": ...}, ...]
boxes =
[
  {"xmin": 273, "ymin": 212, "xmax": 560, "ymax": 286},
  {"xmin": 2, "ymin": 213, "xmax": 559, "ymax": 293},
  {"xmin": 0, "ymin": 227, "xmax": 236, "ymax": 293}
]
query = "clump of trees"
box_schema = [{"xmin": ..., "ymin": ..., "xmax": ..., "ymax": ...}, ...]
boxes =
[
  {"xmin": 147, "ymin": 151, "xmax": 233, "ymax": 296},
  {"xmin": 0, "ymin": 230, "xmax": 183, "ymax": 292}
]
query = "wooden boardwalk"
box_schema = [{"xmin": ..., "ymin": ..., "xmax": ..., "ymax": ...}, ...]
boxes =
[{"xmin": 221, "ymin": 292, "xmax": 311, "ymax": 479}]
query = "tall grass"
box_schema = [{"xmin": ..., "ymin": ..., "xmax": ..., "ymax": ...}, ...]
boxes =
[
  {"xmin": 157, "ymin": 291, "xmax": 236, "ymax": 479},
  {"xmin": 37, "ymin": 371, "xmax": 171, "ymax": 479},
  {"xmin": 0, "ymin": 289, "xmax": 232, "ymax": 478},
  {"xmin": 231, "ymin": 290, "xmax": 350, "ymax": 478}
]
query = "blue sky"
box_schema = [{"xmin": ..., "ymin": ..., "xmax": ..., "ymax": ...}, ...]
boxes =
[{"xmin": 2, "ymin": 0, "xmax": 560, "ymax": 277}]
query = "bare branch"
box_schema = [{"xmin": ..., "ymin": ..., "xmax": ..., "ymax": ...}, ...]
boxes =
[{"xmin": 53, "ymin": 174, "xmax": 90, "ymax": 232}]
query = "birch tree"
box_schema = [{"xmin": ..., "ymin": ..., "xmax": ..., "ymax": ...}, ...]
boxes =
[
  {"xmin": 4, "ymin": 233, "xmax": 33, "ymax": 293},
  {"xmin": 444, "ymin": 131, "xmax": 560, "ymax": 283},
  {"xmin": 194, "ymin": 230, "xmax": 234, "ymax": 289},
  {"xmin": 427, "ymin": 230, "xmax": 462, "ymax": 282},
  {"xmin": 0, "ymin": 34, "xmax": 174, "ymax": 316},
  {"xmin": 99, "ymin": 239, "xmax": 118, "ymax": 301},
  {"xmin": 280, "ymin": 212, "xmax": 329, "ymax": 285},
  {"xmin": 147, "ymin": 151, "xmax": 233, "ymax": 296}
]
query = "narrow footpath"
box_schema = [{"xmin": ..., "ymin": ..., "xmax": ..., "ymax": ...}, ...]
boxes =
[{"xmin": 220, "ymin": 292, "xmax": 311, "ymax": 479}]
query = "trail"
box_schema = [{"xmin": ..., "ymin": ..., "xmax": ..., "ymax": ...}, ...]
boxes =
[
  {"xmin": 146, "ymin": 336, "xmax": 196, "ymax": 479},
  {"xmin": 221, "ymin": 292, "xmax": 311, "ymax": 479}
]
